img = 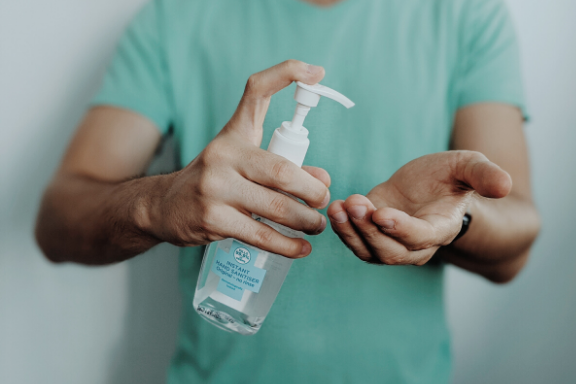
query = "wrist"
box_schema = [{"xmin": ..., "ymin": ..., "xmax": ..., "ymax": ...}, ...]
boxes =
[
  {"xmin": 452, "ymin": 211, "xmax": 472, "ymax": 243},
  {"xmin": 131, "ymin": 173, "xmax": 175, "ymax": 243}
]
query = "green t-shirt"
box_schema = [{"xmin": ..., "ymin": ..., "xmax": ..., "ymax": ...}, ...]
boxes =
[{"xmin": 92, "ymin": 0, "xmax": 525, "ymax": 382}]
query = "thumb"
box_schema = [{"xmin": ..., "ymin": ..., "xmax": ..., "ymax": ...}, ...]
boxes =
[
  {"xmin": 224, "ymin": 60, "xmax": 325, "ymax": 146},
  {"xmin": 455, "ymin": 151, "xmax": 512, "ymax": 199}
]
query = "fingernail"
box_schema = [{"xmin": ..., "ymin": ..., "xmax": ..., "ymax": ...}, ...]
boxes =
[
  {"xmin": 347, "ymin": 205, "xmax": 367, "ymax": 220},
  {"xmin": 377, "ymin": 220, "xmax": 395, "ymax": 230},
  {"xmin": 331, "ymin": 211, "xmax": 348, "ymax": 224},
  {"xmin": 307, "ymin": 64, "xmax": 323, "ymax": 75},
  {"xmin": 316, "ymin": 215, "xmax": 327, "ymax": 234},
  {"xmin": 320, "ymin": 192, "xmax": 330, "ymax": 208},
  {"xmin": 299, "ymin": 242, "xmax": 311, "ymax": 257}
]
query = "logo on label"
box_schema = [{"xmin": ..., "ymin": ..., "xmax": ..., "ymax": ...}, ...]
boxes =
[
  {"xmin": 213, "ymin": 240, "xmax": 266, "ymax": 300},
  {"xmin": 233, "ymin": 247, "xmax": 251, "ymax": 265}
]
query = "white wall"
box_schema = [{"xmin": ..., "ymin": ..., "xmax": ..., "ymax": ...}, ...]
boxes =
[
  {"xmin": 0, "ymin": 2, "xmax": 180, "ymax": 384},
  {"xmin": 0, "ymin": 1, "xmax": 574, "ymax": 383}
]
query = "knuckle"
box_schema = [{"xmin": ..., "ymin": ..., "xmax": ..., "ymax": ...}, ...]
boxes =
[
  {"xmin": 197, "ymin": 204, "xmax": 221, "ymax": 233},
  {"xmin": 268, "ymin": 195, "xmax": 288, "ymax": 220},
  {"xmin": 302, "ymin": 211, "xmax": 324, "ymax": 233},
  {"xmin": 450, "ymin": 151, "xmax": 471, "ymax": 173},
  {"xmin": 284, "ymin": 59, "xmax": 300, "ymax": 71},
  {"xmin": 202, "ymin": 140, "xmax": 228, "ymax": 164},
  {"xmin": 270, "ymin": 160, "xmax": 295, "ymax": 188},
  {"xmin": 454, "ymin": 150, "xmax": 487, "ymax": 173},
  {"xmin": 245, "ymin": 74, "xmax": 260, "ymax": 94},
  {"xmin": 306, "ymin": 184, "xmax": 327, "ymax": 207},
  {"xmin": 233, "ymin": 219, "xmax": 253, "ymax": 241},
  {"xmin": 253, "ymin": 226, "xmax": 276, "ymax": 247},
  {"xmin": 469, "ymin": 150, "xmax": 488, "ymax": 162},
  {"xmin": 453, "ymin": 150, "xmax": 468, "ymax": 163},
  {"xmin": 196, "ymin": 173, "xmax": 220, "ymax": 198}
]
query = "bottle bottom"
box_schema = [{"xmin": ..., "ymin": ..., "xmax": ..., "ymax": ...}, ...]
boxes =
[{"xmin": 195, "ymin": 296, "xmax": 264, "ymax": 336}]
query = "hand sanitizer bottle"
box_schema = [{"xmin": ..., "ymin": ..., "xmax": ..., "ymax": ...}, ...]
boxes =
[{"xmin": 193, "ymin": 81, "xmax": 354, "ymax": 335}]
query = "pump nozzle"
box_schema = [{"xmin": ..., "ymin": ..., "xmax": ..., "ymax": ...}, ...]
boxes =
[
  {"xmin": 268, "ymin": 81, "xmax": 354, "ymax": 167},
  {"xmin": 289, "ymin": 82, "xmax": 354, "ymax": 130},
  {"xmin": 295, "ymin": 81, "xmax": 355, "ymax": 108}
]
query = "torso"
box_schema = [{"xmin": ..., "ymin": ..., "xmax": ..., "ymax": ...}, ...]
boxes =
[{"xmin": 164, "ymin": 0, "xmax": 464, "ymax": 382}]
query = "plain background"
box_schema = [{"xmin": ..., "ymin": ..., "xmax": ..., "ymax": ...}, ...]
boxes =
[{"xmin": 1, "ymin": 0, "xmax": 575, "ymax": 383}]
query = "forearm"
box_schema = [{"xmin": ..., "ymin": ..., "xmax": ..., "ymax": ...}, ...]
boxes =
[
  {"xmin": 35, "ymin": 173, "xmax": 170, "ymax": 265},
  {"xmin": 438, "ymin": 193, "xmax": 540, "ymax": 283}
]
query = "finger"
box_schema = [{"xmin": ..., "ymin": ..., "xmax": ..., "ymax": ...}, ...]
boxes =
[
  {"xmin": 218, "ymin": 206, "xmax": 312, "ymax": 259},
  {"xmin": 302, "ymin": 165, "xmax": 331, "ymax": 188},
  {"xmin": 343, "ymin": 195, "xmax": 434, "ymax": 265},
  {"xmin": 372, "ymin": 207, "xmax": 457, "ymax": 250},
  {"xmin": 454, "ymin": 151, "xmax": 512, "ymax": 199},
  {"xmin": 239, "ymin": 150, "xmax": 330, "ymax": 209},
  {"xmin": 327, "ymin": 200, "xmax": 373, "ymax": 262},
  {"xmin": 235, "ymin": 180, "xmax": 327, "ymax": 235},
  {"xmin": 343, "ymin": 195, "xmax": 409, "ymax": 264},
  {"xmin": 227, "ymin": 60, "xmax": 325, "ymax": 144},
  {"xmin": 243, "ymin": 60, "xmax": 325, "ymax": 99}
]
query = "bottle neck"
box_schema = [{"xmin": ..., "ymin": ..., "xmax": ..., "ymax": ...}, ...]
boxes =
[
  {"xmin": 279, "ymin": 120, "xmax": 309, "ymax": 142},
  {"xmin": 267, "ymin": 122, "xmax": 310, "ymax": 167}
]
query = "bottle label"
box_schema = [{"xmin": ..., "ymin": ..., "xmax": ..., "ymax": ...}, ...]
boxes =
[{"xmin": 211, "ymin": 240, "xmax": 267, "ymax": 301}]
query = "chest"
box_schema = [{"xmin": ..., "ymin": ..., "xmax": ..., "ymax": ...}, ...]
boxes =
[{"xmin": 167, "ymin": 0, "xmax": 458, "ymax": 194}]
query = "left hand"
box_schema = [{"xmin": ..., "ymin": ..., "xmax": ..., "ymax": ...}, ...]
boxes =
[{"xmin": 327, "ymin": 151, "xmax": 512, "ymax": 265}]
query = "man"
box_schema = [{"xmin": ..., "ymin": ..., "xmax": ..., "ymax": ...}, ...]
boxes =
[{"xmin": 35, "ymin": 0, "xmax": 540, "ymax": 382}]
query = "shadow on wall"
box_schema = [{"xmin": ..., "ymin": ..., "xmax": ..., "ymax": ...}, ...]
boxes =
[{"xmin": 106, "ymin": 136, "xmax": 183, "ymax": 384}]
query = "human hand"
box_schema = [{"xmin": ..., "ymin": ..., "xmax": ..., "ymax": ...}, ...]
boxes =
[
  {"xmin": 146, "ymin": 60, "xmax": 330, "ymax": 258},
  {"xmin": 327, "ymin": 151, "xmax": 512, "ymax": 265}
]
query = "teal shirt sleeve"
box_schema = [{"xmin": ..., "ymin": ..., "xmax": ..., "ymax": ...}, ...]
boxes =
[
  {"xmin": 456, "ymin": 0, "xmax": 528, "ymax": 119},
  {"xmin": 90, "ymin": 0, "xmax": 173, "ymax": 134}
]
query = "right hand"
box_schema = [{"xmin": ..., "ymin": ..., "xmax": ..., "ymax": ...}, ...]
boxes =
[{"xmin": 147, "ymin": 60, "xmax": 330, "ymax": 258}]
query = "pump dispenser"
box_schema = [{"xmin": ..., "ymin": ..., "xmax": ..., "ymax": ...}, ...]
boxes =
[
  {"xmin": 268, "ymin": 82, "xmax": 355, "ymax": 166},
  {"xmin": 193, "ymin": 81, "xmax": 355, "ymax": 335}
]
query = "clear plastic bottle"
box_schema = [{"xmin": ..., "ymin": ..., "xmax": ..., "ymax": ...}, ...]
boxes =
[
  {"xmin": 193, "ymin": 81, "xmax": 354, "ymax": 335},
  {"xmin": 193, "ymin": 215, "xmax": 303, "ymax": 335}
]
